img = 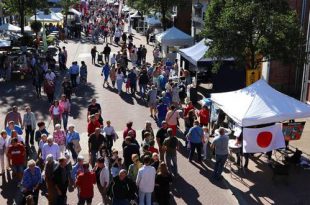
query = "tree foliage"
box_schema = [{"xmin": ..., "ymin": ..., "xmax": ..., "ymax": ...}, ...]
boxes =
[
  {"xmin": 203, "ymin": 0, "xmax": 305, "ymax": 70},
  {"xmin": 127, "ymin": 0, "xmax": 184, "ymax": 30}
]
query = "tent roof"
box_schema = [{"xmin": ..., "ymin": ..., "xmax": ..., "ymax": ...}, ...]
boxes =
[
  {"xmin": 144, "ymin": 17, "xmax": 161, "ymax": 26},
  {"xmin": 30, "ymin": 11, "xmax": 62, "ymax": 22},
  {"xmin": 179, "ymin": 39, "xmax": 234, "ymax": 66},
  {"xmin": 130, "ymin": 11, "xmax": 142, "ymax": 18},
  {"xmin": 0, "ymin": 23, "xmax": 21, "ymax": 32},
  {"xmin": 210, "ymin": 79, "xmax": 310, "ymax": 127},
  {"xmin": 0, "ymin": 40, "xmax": 11, "ymax": 48},
  {"xmin": 69, "ymin": 8, "xmax": 81, "ymax": 16},
  {"xmin": 155, "ymin": 27, "xmax": 193, "ymax": 46}
]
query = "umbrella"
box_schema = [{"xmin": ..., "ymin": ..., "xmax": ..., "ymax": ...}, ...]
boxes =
[{"xmin": 0, "ymin": 23, "xmax": 21, "ymax": 32}]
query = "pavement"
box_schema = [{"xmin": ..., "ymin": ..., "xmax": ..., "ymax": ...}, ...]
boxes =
[
  {"xmin": 0, "ymin": 26, "xmax": 310, "ymax": 205},
  {"xmin": 0, "ymin": 29, "xmax": 238, "ymax": 205}
]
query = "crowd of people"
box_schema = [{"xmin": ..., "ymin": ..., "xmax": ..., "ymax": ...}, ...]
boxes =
[{"xmin": 0, "ymin": 1, "xmax": 236, "ymax": 205}]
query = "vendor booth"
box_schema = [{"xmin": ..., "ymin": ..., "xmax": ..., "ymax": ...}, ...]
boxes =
[
  {"xmin": 156, "ymin": 27, "xmax": 194, "ymax": 60},
  {"xmin": 30, "ymin": 11, "xmax": 63, "ymax": 23},
  {"xmin": 0, "ymin": 40, "xmax": 11, "ymax": 50},
  {"xmin": 208, "ymin": 79, "xmax": 310, "ymax": 179},
  {"xmin": 0, "ymin": 23, "xmax": 21, "ymax": 32}
]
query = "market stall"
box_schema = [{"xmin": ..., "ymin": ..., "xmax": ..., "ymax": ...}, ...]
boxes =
[
  {"xmin": 0, "ymin": 23, "xmax": 21, "ymax": 32},
  {"xmin": 156, "ymin": 27, "xmax": 194, "ymax": 60}
]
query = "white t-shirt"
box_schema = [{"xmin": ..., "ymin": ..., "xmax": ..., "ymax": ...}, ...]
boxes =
[
  {"xmin": 136, "ymin": 165, "xmax": 156, "ymax": 193},
  {"xmin": 99, "ymin": 167, "xmax": 110, "ymax": 188}
]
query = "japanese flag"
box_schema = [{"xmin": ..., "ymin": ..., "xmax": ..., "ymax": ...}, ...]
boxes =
[{"xmin": 243, "ymin": 124, "xmax": 285, "ymax": 153}]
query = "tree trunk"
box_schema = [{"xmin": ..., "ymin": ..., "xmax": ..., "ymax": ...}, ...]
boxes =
[
  {"xmin": 20, "ymin": 0, "xmax": 25, "ymax": 35},
  {"xmin": 161, "ymin": 0, "xmax": 167, "ymax": 30}
]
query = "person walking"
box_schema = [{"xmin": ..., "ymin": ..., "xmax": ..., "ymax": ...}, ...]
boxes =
[
  {"xmin": 54, "ymin": 157, "xmax": 70, "ymax": 205},
  {"xmin": 103, "ymin": 44, "xmax": 111, "ymax": 63},
  {"xmin": 116, "ymin": 69, "xmax": 124, "ymax": 94},
  {"xmin": 91, "ymin": 46, "xmax": 97, "ymax": 64},
  {"xmin": 66, "ymin": 125, "xmax": 81, "ymax": 162},
  {"xmin": 21, "ymin": 160, "xmax": 42, "ymax": 205},
  {"xmin": 22, "ymin": 106, "xmax": 36, "ymax": 147},
  {"xmin": 59, "ymin": 95, "xmax": 71, "ymax": 131},
  {"xmin": 147, "ymin": 85, "xmax": 157, "ymax": 118},
  {"xmin": 136, "ymin": 156, "xmax": 156, "ymax": 205},
  {"xmin": 44, "ymin": 154, "xmax": 58, "ymax": 205},
  {"xmin": 165, "ymin": 105, "xmax": 179, "ymax": 137},
  {"xmin": 97, "ymin": 157, "xmax": 110, "ymax": 205},
  {"xmin": 69, "ymin": 61, "xmax": 80, "ymax": 88},
  {"xmin": 163, "ymin": 128, "xmax": 179, "ymax": 176},
  {"xmin": 102, "ymin": 120, "xmax": 117, "ymax": 157},
  {"xmin": 127, "ymin": 68, "xmax": 137, "ymax": 94},
  {"xmin": 128, "ymin": 154, "xmax": 142, "ymax": 181},
  {"xmin": 187, "ymin": 120, "xmax": 204, "ymax": 162},
  {"xmin": 42, "ymin": 136, "xmax": 60, "ymax": 162},
  {"xmin": 211, "ymin": 128, "xmax": 229, "ymax": 180},
  {"xmin": 80, "ymin": 61, "xmax": 88, "ymax": 84},
  {"xmin": 7, "ymin": 138, "xmax": 26, "ymax": 182},
  {"xmin": 76, "ymin": 163, "xmax": 96, "ymax": 205},
  {"xmin": 156, "ymin": 121, "xmax": 168, "ymax": 161},
  {"xmin": 155, "ymin": 162, "xmax": 173, "ymax": 205},
  {"xmin": 49, "ymin": 100, "xmax": 64, "ymax": 128},
  {"xmin": 0, "ymin": 130, "xmax": 8, "ymax": 175},
  {"xmin": 108, "ymin": 169, "xmax": 137, "ymax": 205},
  {"xmin": 101, "ymin": 62, "xmax": 111, "ymax": 87},
  {"xmin": 88, "ymin": 128, "xmax": 106, "ymax": 167},
  {"xmin": 53, "ymin": 124, "xmax": 66, "ymax": 155}
]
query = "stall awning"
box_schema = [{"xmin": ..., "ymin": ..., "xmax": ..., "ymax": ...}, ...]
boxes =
[
  {"xmin": 211, "ymin": 79, "xmax": 310, "ymax": 127},
  {"xmin": 155, "ymin": 26, "xmax": 193, "ymax": 46},
  {"xmin": 179, "ymin": 39, "xmax": 234, "ymax": 66},
  {"xmin": 0, "ymin": 40, "xmax": 11, "ymax": 48},
  {"xmin": 0, "ymin": 23, "xmax": 21, "ymax": 32}
]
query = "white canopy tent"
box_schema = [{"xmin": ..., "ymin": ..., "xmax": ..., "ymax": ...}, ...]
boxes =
[
  {"xmin": 179, "ymin": 38, "xmax": 234, "ymax": 66},
  {"xmin": 144, "ymin": 17, "xmax": 161, "ymax": 26},
  {"xmin": 69, "ymin": 8, "xmax": 82, "ymax": 16},
  {"xmin": 156, "ymin": 27, "xmax": 194, "ymax": 58},
  {"xmin": 30, "ymin": 11, "xmax": 62, "ymax": 22},
  {"xmin": 211, "ymin": 79, "xmax": 310, "ymax": 127},
  {"xmin": 0, "ymin": 23, "xmax": 21, "ymax": 32},
  {"xmin": 0, "ymin": 40, "xmax": 11, "ymax": 48}
]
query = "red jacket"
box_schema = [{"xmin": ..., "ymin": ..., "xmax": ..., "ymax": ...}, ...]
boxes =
[
  {"xmin": 76, "ymin": 171, "xmax": 96, "ymax": 198},
  {"xmin": 7, "ymin": 143, "xmax": 26, "ymax": 166},
  {"xmin": 87, "ymin": 121, "xmax": 101, "ymax": 136}
]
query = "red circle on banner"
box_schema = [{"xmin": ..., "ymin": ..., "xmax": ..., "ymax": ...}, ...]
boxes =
[{"xmin": 256, "ymin": 132, "xmax": 273, "ymax": 148}]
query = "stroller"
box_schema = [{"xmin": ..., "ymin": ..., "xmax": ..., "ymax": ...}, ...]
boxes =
[{"xmin": 97, "ymin": 53, "xmax": 103, "ymax": 64}]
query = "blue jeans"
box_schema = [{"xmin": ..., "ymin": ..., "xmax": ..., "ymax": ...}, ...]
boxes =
[
  {"xmin": 165, "ymin": 154, "xmax": 178, "ymax": 175},
  {"xmin": 139, "ymin": 84, "xmax": 147, "ymax": 98},
  {"xmin": 62, "ymin": 112, "xmax": 68, "ymax": 130},
  {"xmin": 139, "ymin": 191, "xmax": 152, "ymax": 205},
  {"xmin": 112, "ymin": 198, "xmax": 130, "ymax": 205},
  {"xmin": 213, "ymin": 154, "xmax": 228, "ymax": 178}
]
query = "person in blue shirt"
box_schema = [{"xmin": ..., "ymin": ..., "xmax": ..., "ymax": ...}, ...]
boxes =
[
  {"xmin": 186, "ymin": 120, "xmax": 204, "ymax": 162},
  {"xmin": 22, "ymin": 160, "xmax": 42, "ymax": 205},
  {"xmin": 161, "ymin": 91, "xmax": 172, "ymax": 107},
  {"xmin": 66, "ymin": 125, "xmax": 80, "ymax": 162},
  {"xmin": 156, "ymin": 99, "xmax": 168, "ymax": 127},
  {"xmin": 101, "ymin": 62, "xmax": 111, "ymax": 87},
  {"xmin": 71, "ymin": 156, "xmax": 84, "ymax": 183},
  {"xmin": 69, "ymin": 61, "xmax": 80, "ymax": 87},
  {"xmin": 5, "ymin": 121, "xmax": 23, "ymax": 136}
]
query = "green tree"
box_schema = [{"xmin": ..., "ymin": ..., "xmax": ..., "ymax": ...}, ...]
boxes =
[
  {"xmin": 59, "ymin": 0, "xmax": 79, "ymax": 26},
  {"xmin": 203, "ymin": 0, "xmax": 305, "ymax": 71},
  {"xmin": 128, "ymin": 0, "xmax": 184, "ymax": 30},
  {"xmin": 1, "ymin": 0, "xmax": 47, "ymax": 35}
]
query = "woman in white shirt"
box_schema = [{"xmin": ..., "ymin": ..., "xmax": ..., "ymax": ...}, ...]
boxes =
[{"xmin": 116, "ymin": 69, "xmax": 124, "ymax": 94}]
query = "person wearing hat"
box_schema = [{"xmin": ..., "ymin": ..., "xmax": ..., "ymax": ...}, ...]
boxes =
[
  {"xmin": 162, "ymin": 128, "xmax": 179, "ymax": 176},
  {"xmin": 35, "ymin": 121, "xmax": 49, "ymax": 147}
]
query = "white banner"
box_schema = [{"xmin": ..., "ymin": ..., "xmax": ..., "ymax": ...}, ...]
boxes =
[{"xmin": 243, "ymin": 124, "xmax": 285, "ymax": 153}]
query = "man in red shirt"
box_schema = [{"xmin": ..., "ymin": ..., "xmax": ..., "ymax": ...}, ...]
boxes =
[
  {"xmin": 87, "ymin": 115, "xmax": 101, "ymax": 136},
  {"xmin": 76, "ymin": 163, "xmax": 96, "ymax": 204},
  {"xmin": 184, "ymin": 101, "xmax": 194, "ymax": 117},
  {"xmin": 198, "ymin": 105, "xmax": 210, "ymax": 126},
  {"xmin": 7, "ymin": 138, "xmax": 26, "ymax": 181},
  {"xmin": 123, "ymin": 121, "xmax": 136, "ymax": 139}
]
